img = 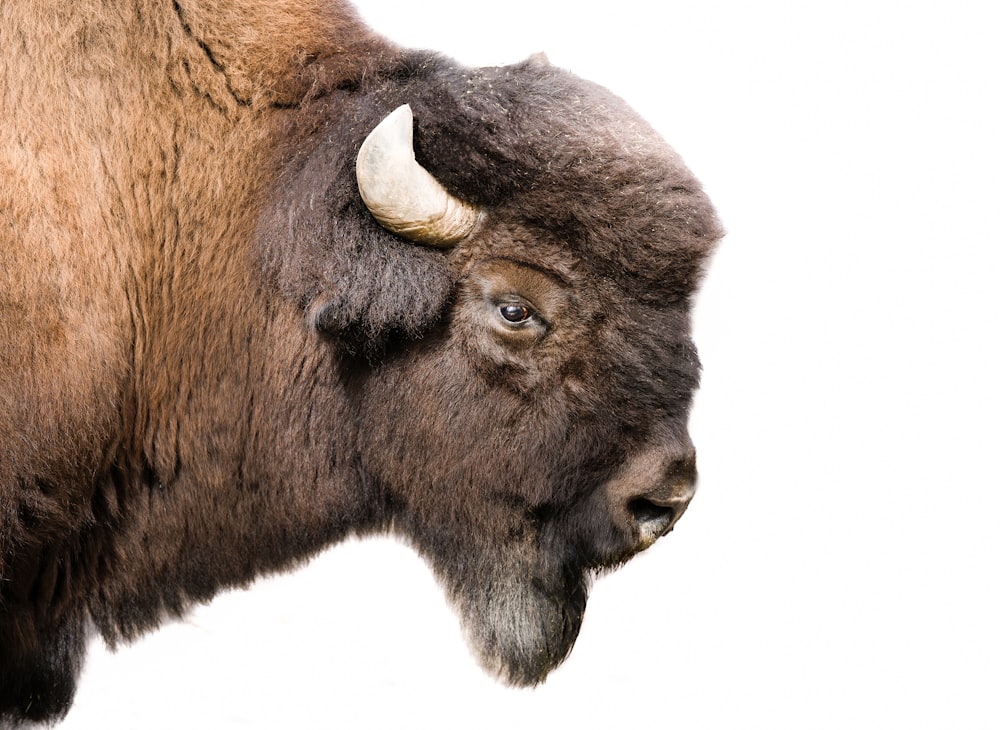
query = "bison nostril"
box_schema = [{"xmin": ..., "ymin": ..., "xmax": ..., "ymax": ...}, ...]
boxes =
[{"xmin": 627, "ymin": 497, "xmax": 676, "ymax": 528}]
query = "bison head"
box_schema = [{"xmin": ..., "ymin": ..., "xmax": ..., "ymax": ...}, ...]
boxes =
[{"xmin": 258, "ymin": 52, "xmax": 720, "ymax": 684}]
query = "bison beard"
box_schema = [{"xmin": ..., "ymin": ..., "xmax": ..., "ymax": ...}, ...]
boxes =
[
  {"xmin": 412, "ymin": 524, "xmax": 590, "ymax": 685},
  {"xmin": 0, "ymin": 0, "xmax": 721, "ymax": 723},
  {"xmin": 457, "ymin": 556, "xmax": 590, "ymax": 685}
]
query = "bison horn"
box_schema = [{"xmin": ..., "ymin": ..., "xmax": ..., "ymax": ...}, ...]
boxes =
[{"xmin": 356, "ymin": 104, "xmax": 481, "ymax": 246}]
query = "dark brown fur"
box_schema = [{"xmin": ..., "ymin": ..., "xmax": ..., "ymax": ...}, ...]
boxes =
[{"xmin": 0, "ymin": 1, "xmax": 720, "ymax": 724}]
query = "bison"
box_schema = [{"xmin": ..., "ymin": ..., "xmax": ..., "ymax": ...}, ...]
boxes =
[{"xmin": 0, "ymin": 0, "xmax": 721, "ymax": 724}]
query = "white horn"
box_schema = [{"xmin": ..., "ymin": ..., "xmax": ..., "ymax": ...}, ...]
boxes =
[{"xmin": 356, "ymin": 104, "xmax": 481, "ymax": 246}]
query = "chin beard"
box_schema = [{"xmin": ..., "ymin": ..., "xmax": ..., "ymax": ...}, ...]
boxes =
[{"xmin": 438, "ymin": 545, "xmax": 592, "ymax": 686}]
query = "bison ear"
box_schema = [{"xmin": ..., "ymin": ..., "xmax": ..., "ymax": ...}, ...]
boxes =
[{"xmin": 306, "ymin": 226, "xmax": 455, "ymax": 354}]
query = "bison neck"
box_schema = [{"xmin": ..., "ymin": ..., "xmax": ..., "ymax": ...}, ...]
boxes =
[
  {"xmin": 98, "ymin": 10, "xmax": 397, "ymax": 641},
  {"xmin": 1, "ymin": 0, "xmax": 396, "ymax": 643}
]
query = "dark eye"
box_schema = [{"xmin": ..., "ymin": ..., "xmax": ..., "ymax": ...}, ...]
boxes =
[{"xmin": 498, "ymin": 303, "xmax": 533, "ymax": 324}]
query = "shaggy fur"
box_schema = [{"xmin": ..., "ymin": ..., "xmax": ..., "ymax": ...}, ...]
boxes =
[{"xmin": 0, "ymin": 0, "xmax": 721, "ymax": 724}]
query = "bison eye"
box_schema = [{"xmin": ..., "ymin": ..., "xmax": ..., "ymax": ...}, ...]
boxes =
[{"xmin": 498, "ymin": 303, "xmax": 534, "ymax": 324}]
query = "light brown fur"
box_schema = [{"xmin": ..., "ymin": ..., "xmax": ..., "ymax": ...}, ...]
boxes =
[
  {"xmin": 1, "ymin": 0, "xmax": 386, "ymax": 561},
  {"xmin": 2, "ymin": 2, "xmax": 394, "ymax": 719}
]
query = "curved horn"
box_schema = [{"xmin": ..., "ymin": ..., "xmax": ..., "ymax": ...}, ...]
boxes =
[{"xmin": 356, "ymin": 104, "xmax": 481, "ymax": 246}]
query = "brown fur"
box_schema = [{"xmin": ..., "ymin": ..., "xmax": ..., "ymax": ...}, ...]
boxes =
[{"xmin": 0, "ymin": 1, "xmax": 720, "ymax": 724}]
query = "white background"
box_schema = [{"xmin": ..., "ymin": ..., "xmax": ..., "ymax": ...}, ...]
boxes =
[{"xmin": 65, "ymin": 1, "xmax": 999, "ymax": 728}]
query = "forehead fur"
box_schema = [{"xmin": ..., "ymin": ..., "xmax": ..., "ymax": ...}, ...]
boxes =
[{"xmin": 388, "ymin": 53, "xmax": 723, "ymax": 304}]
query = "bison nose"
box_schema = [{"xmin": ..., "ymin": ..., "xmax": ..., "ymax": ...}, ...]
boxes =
[{"xmin": 608, "ymin": 451, "xmax": 697, "ymax": 550}]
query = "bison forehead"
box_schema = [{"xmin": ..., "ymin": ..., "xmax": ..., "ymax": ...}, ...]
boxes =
[{"xmin": 395, "ymin": 55, "xmax": 722, "ymax": 302}]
